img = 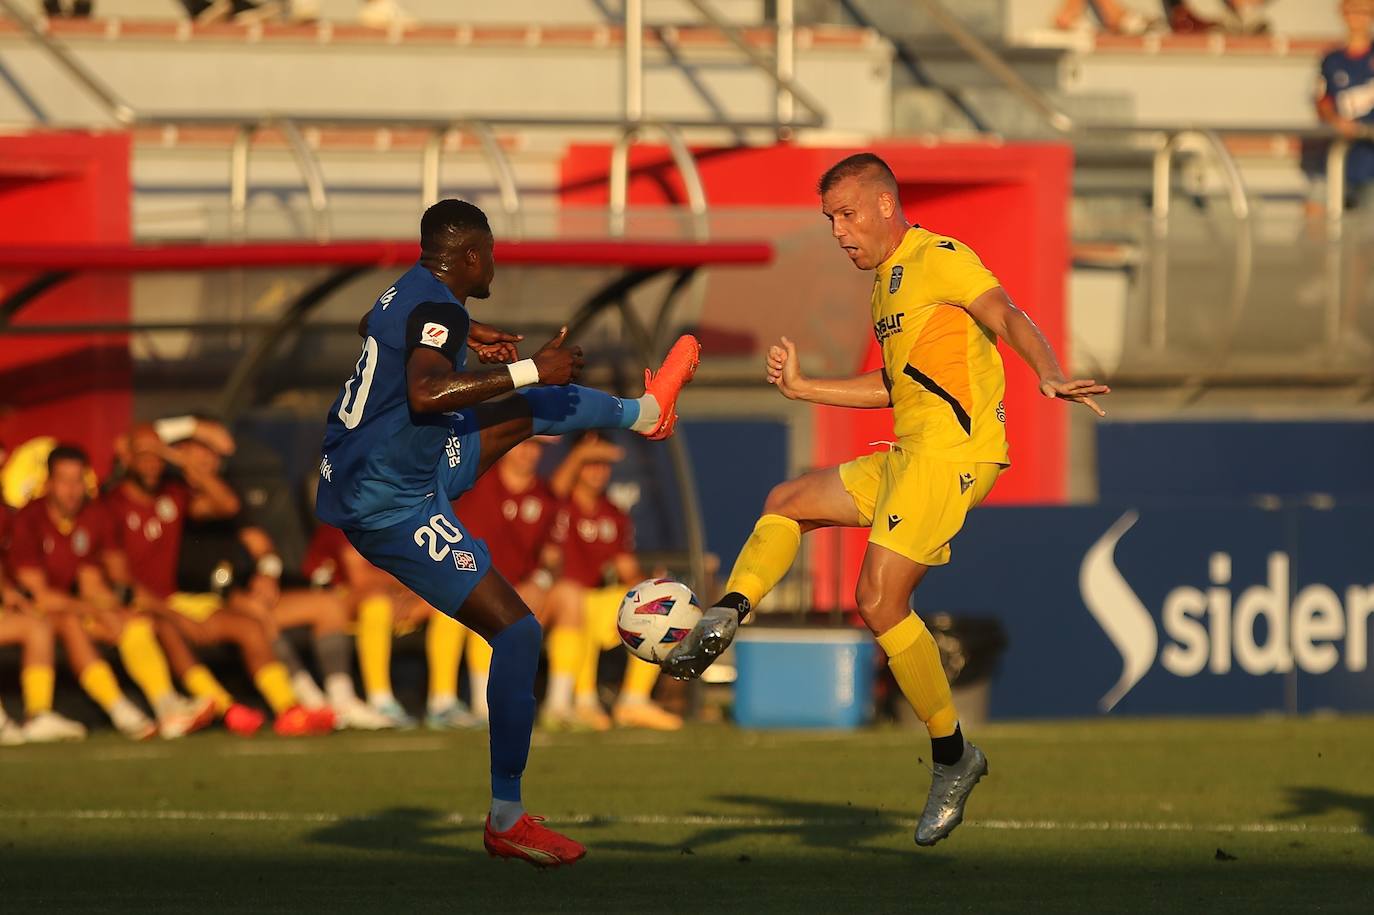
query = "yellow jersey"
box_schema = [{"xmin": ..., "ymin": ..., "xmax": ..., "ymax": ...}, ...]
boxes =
[{"xmin": 871, "ymin": 226, "xmax": 1010, "ymax": 465}]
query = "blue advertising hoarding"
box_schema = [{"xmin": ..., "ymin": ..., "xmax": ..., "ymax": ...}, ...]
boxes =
[{"xmin": 916, "ymin": 505, "xmax": 1374, "ymax": 718}]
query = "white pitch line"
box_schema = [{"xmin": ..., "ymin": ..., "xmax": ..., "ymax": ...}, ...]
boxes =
[{"xmin": 0, "ymin": 809, "xmax": 1364, "ymax": 836}]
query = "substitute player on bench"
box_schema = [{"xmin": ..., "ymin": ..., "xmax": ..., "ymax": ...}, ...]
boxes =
[
  {"xmin": 665, "ymin": 153, "xmax": 1109, "ymax": 847},
  {"xmin": 315, "ymin": 199, "xmax": 698, "ymax": 866}
]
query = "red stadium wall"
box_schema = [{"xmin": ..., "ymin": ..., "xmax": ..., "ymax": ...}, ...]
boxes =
[
  {"xmin": 0, "ymin": 132, "xmax": 131, "ymax": 479},
  {"xmin": 560, "ymin": 142, "xmax": 1072, "ymax": 608}
]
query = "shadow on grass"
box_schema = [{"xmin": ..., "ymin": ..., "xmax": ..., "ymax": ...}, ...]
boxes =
[
  {"xmin": 1277, "ymin": 787, "xmax": 1374, "ymax": 839},
  {"xmin": 307, "ymin": 806, "xmax": 481, "ymax": 859}
]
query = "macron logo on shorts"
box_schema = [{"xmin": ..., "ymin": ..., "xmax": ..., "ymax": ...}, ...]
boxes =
[{"xmin": 422, "ymin": 322, "xmax": 450, "ymax": 348}]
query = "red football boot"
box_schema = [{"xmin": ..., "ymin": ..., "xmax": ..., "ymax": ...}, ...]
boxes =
[
  {"xmin": 306, "ymin": 706, "xmax": 337, "ymax": 735},
  {"xmin": 273, "ymin": 705, "xmax": 315, "ymax": 737},
  {"xmin": 223, "ymin": 703, "xmax": 265, "ymax": 737},
  {"xmin": 640, "ymin": 334, "xmax": 701, "ymax": 441},
  {"xmin": 484, "ymin": 814, "xmax": 587, "ymax": 868}
]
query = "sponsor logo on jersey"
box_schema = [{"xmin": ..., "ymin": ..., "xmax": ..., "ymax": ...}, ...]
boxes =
[
  {"xmin": 422, "ymin": 322, "xmax": 450, "ymax": 349},
  {"xmin": 634, "ymin": 597, "xmax": 676, "ymax": 616},
  {"xmin": 318, "ymin": 455, "xmax": 333, "ymax": 483},
  {"xmin": 888, "ymin": 265, "xmax": 904, "ymax": 294},
  {"xmin": 873, "ymin": 312, "xmax": 904, "ymax": 343},
  {"xmin": 445, "ymin": 435, "xmax": 462, "ymax": 469},
  {"xmin": 379, "ymin": 286, "xmax": 398, "ymax": 309},
  {"xmin": 452, "ymin": 550, "xmax": 478, "ymax": 571}
]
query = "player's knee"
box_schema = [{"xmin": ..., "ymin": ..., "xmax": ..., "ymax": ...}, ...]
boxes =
[
  {"xmin": 762, "ymin": 479, "xmax": 804, "ymax": 519},
  {"xmin": 853, "ymin": 575, "xmax": 904, "ymax": 634}
]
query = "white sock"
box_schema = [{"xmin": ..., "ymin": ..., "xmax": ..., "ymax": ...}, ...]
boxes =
[
  {"xmin": 469, "ymin": 672, "xmax": 490, "ymax": 718},
  {"xmin": 325, "ymin": 673, "xmax": 359, "ymax": 708},
  {"xmin": 628, "ymin": 394, "xmax": 662, "ymax": 433},
  {"xmin": 428, "ymin": 691, "xmax": 457, "ymax": 714},
  {"xmin": 292, "ymin": 671, "xmax": 327, "ymax": 709},
  {"xmin": 545, "ymin": 673, "xmax": 575, "ymax": 714},
  {"xmin": 575, "ymin": 693, "xmax": 600, "ymax": 710},
  {"xmin": 489, "ymin": 798, "xmax": 524, "ymax": 833},
  {"xmin": 368, "ymin": 689, "xmax": 396, "ymax": 708},
  {"xmin": 615, "ymin": 692, "xmax": 650, "ymax": 708}
]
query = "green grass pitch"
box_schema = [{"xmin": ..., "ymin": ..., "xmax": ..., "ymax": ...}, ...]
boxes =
[{"xmin": 0, "ymin": 717, "xmax": 1370, "ymax": 913}]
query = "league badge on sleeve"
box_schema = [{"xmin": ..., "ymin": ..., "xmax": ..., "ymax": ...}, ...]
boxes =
[{"xmin": 422, "ymin": 323, "xmax": 450, "ymax": 349}]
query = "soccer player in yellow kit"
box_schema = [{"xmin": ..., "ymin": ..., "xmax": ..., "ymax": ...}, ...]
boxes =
[{"xmin": 665, "ymin": 153, "xmax": 1109, "ymax": 846}]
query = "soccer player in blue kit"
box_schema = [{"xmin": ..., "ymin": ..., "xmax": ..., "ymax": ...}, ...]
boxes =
[{"xmin": 316, "ymin": 200, "xmax": 700, "ymax": 867}]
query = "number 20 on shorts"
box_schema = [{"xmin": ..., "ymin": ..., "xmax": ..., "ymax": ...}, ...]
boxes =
[{"xmin": 414, "ymin": 514, "xmax": 464, "ymax": 561}]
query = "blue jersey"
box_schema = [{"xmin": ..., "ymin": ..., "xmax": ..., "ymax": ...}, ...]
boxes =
[
  {"xmin": 1319, "ymin": 48, "xmax": 1374, "ymax": 187},
  {"xmin": 316, "ymin": 262, "xmax": 474, "ymax": 531}
]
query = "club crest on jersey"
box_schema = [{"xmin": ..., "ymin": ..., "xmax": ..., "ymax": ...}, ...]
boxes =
[
  {"xmin": 422, "ymin": 322, "xmax": 450, "ymax": 348},
  {"xmin": 72, "ymin": 528, "xmax": 90, "ymax": 557},
  {"xmin": 452, "ymin": 550, "xmax": 477, "ymax": 572},
  {"xmin": 888, "ymin": 265, "xmax": 904, "ymax": 294},
  {"xmin": 635, "ymin": 597, "xmax": 676, "ymax": 617},
  {"xmin": 617, "ymin": 626, "xmax": 646, "ymax": 649},
  {"xmin": 155, "ymin": 496, "xmax": 178, "ymax": 523}
]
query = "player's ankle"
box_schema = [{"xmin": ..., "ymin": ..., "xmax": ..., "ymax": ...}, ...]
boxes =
[{"xmin": 715, "ymin": 591, "xmax": 752, "ymax": 620}]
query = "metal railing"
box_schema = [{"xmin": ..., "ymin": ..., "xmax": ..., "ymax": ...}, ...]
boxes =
[{"xmin": 1, "ymin": 0, "xmax": 829, "ymax": 243}]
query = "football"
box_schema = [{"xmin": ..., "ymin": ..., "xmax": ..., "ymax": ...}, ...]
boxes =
[{"xmin": 616, "ymin": 578, "xmax": 703, "ymax": 664}]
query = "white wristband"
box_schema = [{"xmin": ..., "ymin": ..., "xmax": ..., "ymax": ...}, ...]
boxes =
[
  {"xmin": 153, "ymin": 415, "xmax": 197, "ymax": 444},
  {"xmin": 507, "ymin": 359, "xmax": 540, "ymax": 389}
]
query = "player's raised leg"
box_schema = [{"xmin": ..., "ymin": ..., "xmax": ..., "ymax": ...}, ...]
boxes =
[
  {"xmin": 664, "ymin": 466, "xmax": 862, "ymax": 679},
  {"xmin": 856, "ymin": 543, "xmax": 986, "ymax": 847},
  {"xmin": 470, "ymin": 333, "xmax": 701, "ymax": 475}
]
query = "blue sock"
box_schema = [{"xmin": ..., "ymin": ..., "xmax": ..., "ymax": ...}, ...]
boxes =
[
  {"xmin": 486, "ymin": 614, "xmax": 542, "ymax": 804},
  {"xmin": 519, "ymin": 385, "xmax": 641, "ymax": 435}
]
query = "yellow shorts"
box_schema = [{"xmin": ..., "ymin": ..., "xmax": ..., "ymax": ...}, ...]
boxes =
[
  {"xmin": 838, "ymin": 446, "xmax": 1002, "ymax": 567},
  {"xmin": 584, "ymin": 585, "xmax": 628, "ymax": 651},
  {"xmin": 167, "ymin": 592, "xmax": 224, "ymax": 624}
]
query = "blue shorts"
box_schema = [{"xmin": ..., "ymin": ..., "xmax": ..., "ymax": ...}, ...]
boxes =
[{"xmin": 344, "ymin": 410, "xmax": 490, "ymax": 618}]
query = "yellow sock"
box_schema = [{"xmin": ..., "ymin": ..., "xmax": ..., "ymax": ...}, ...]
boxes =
[
  {"xmin": 22, "ymin": 665, "xmax": 55, "ymax": 717},
  {"xmin": 547, "ymin": 626, "xmax": 585, "ymax": 679},
  {"xmin": 426, "ymin": 613, "xmax": 466, "ymax": 702},
  {"xmin": 464, "ymin": 627, "xmax": 492, "ymax": 676},
  {"xmin": 184, "ymin": 664, "xmax": 234, "ymax": 715},
  {"xmin": 253, "ymin": 662, "xmax": 296, "ymax": 715},
  {"xmin": 78, "ymin": 661, "xmax": 122, "ymax": 712},
  {"xmin": 118, "ymin": 618, "xmax": 175, "ymax": 706},
  {"xmin": 620, "ymin": 656, "xmax": 660, "ymax": 703},
  {"xmin": 876, "ymin": 612, "xmax": 958, "ymax": 738},
  {"xmin": 357, "ymin": 595, "xmax": 395, "ymax": 701},
  {"xmin": 575, "ymin": 628, "xmax": 602, "ymax": 701},
  {"xmin": 723, "ymin": 514, "xmax": 803, "ymax": 607}
]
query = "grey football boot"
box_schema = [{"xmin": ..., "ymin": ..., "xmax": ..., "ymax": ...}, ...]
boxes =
[
  {"xmin": 662, "ymin": 594, "xmax": 750, "ymax": 680},
  {"xmin": 915, "ymin": 742, "xmax": 988, "ymax": 847}
]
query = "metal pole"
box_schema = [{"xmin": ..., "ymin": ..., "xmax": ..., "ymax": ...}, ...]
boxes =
[
  {"xmin": 609, "ymin": 127, "xmax": 635, "ymax": 238},
  {"xmin": 1149, "ymin": 135, "xmax": 1174, "ymax": 350},
  {"xmin": 466, "ymin": 119, "xmax": 524, "ymax": 239},
  {"xmin": 775, "ymin": 0, "xmax": 795, "ymax": 139},
  {"xmin": 229, "ymin": 124, "xmax": 254, "ymax": 240},
  {"xmin": 1325, "ymin": 138, "xmax": 1349, "ymax": 346},
  {"xmin": 625, "ymin": 0, "xmax": 644, "ymax": 123},
  {"xmin": 277, "ymin": 118, "xmax": 331, "ymax": 243},
  {"xmin": 421, "ymin": 127, "xmax": 443, "ymax": 207}
]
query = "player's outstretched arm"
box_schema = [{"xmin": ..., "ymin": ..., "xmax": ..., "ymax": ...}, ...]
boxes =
[
  {"xmin": 965, "ymin": 287, "xmax": 1110, "ymax": 417},
  {"xmin": 407, "ymin": 327, "xmax": 584, "ymax": 415},
  {"xmin": 766, "ymin": 336, "xmax": 891, "ymax": 408},
  {"xmin": 468, "ymin": 320, "xmax": 524, "ymax": 364}
]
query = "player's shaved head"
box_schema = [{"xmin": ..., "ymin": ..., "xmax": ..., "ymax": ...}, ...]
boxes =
[
  {"xmin": 817, "ymin": 152, "xmax": 900, "ymax": 199},
  {"xmin": 420, "ymin": 199, "xmax": 497, "ymax": 300},
  {"xmin": 818, "ymin": 153, "xmax": 910, "ymax": 271}
]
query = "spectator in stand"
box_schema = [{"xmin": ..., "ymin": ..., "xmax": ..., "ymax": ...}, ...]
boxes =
[
  {"xmin": 540, "ymin": 433, "xmax": 682, "ymax": 732},
  {"xmin": 1053, "ymin": 0, "xmax": 1270, "ymax": 34},
  {"xmin": 41, "ymin": 1, "xmax": 92, "ymax": 17},
  {"xmin": 1313, "ymin": 0, "xmax": 1374, "ymax": 208},
  {"xmin": 11, "ymin": 444, "xmax": 215, "ymax": 740}
]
